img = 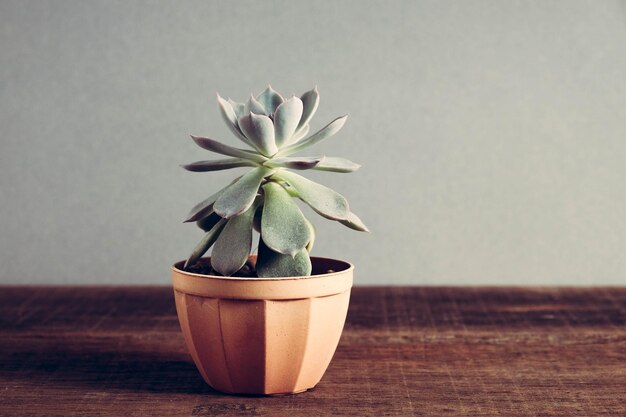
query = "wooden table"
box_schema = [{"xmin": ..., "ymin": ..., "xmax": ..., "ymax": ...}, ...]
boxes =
[{"xmin": 0, "ymin": 286, "xmax": 624, "ymax": 416}]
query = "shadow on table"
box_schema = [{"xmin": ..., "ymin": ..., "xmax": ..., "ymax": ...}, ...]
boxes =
[{"xmin": 1, "ymin": 339, "xmax": 220, "ymax": 395}]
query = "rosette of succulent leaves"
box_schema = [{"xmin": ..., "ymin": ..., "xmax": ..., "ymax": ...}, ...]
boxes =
[{"xmin": 182, "ymin": 86, "xmax": 368, "ymax": 277}]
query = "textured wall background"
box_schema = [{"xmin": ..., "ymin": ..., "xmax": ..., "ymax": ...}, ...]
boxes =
[{"xmin": 1, "ymin": 0, "xmax": 625, "ymax": 285}]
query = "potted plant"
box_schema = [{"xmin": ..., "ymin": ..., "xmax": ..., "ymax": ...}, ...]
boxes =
[{"xmin": 172, "ymin": 85, "xmax": 368, "ymax": 395}]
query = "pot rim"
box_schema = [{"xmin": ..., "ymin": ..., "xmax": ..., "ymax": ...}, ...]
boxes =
[
  {"xmin": 172, "ymin": 256, "xmax": 354, "ymax": 300},
  {"xmin": 171, "ymin": 256, "xmax": 354, "ymax": 282}
]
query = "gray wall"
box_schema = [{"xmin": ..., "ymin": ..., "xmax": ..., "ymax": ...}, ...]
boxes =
[{"xmin": 1, "ymin": 0, "xmax": 625, "ymax": 285}]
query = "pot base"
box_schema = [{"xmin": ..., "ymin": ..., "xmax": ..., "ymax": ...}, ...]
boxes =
[{"xmin": 210, "ymin": 386, "xmax": 311, "ymax": 397}]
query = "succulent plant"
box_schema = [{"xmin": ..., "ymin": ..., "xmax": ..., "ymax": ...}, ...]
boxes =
[{"xmin": 182, "ymin": 85, "xmax": 368, "ymax": 277}]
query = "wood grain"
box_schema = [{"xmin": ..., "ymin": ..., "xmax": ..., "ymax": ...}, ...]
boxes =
[{"xmin": 0, "ymin": 286, "xmax": 624, "ymax": 416}]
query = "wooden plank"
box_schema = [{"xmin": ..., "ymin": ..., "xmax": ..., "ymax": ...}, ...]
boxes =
[{"xmin": 0, "ymin": 286, "xmax": 624, "ymax": 416}]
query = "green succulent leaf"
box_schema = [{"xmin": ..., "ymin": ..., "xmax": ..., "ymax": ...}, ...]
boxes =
[
  {"xmin": 184, "ymin": 195, "xmax": 218, "ymax": 223},
  {"xmin": 214, "ymin": 167, "xmax": 274, "ymax": 218},
  {"xmin": 264, "ymin": 156, "xmax": 322, "ymax": 170},
  {"xmin": 273, "ymin": 96, "xmax": 303, "ymax": 148},
  {"xmin": 184, "ymin": 218, "xmax": 227, "ymax": 269},
  {"xmin": 228, "ymin": 98, "xmax": 245, "ymax": 118},
  {"xmin": 304, "ymin": 217, "xmax": 316, "ymax": 252},
  {"xmin": 184, "ymin": 188, "xmax": 222, "ymax": 223},
  {"xmin": 252, "ymin": 204, "xmax": 263, "ymax": 233},
  {"xmin": 261, "ymin": 182, "xmax": 311, "ymax": 256},
  {"xmin": 196, "ymin": 211, "xmax": 222, "ymax": 232},
  {"xmin": 211, "ymin": 202, "xmax": 256, "ymax": 276},
  {"xmin": 183, "ymin": 176, "xmax": 242, "ymax": 223},
  {"xmin": 297, "ymin": 86, "xmax": 319, "ymax": 132},
  {"xmin": 256, "ymin": 238, "xmax": 312, "ymax": 278},
  {"xmin": 244, "ymin": 95, "xmax": 267, "ymax": 116},
  {"xmin": 270, "ymin": 179, "xmax": 299, "ymax": 197},
  {"xmin": 190, "ymin": 135, "xmax": 266, "ymax": 162},
  {"xmin": 181, "ymin": 158, "xmax": 258, "ymax": 172},
  {"xmin": 274, "ymin": 170, "xmax": 350, "ymax": 220},
  {"xmin": 289, "ymin": 123, "xmax": 310, "ymax": 145},
  {"xmin": 256, "ymin": 85, "xmax": 284, "ymax": 115},
  {"xmin": 312, "ymin": 157, "xmax": 361, "ymax": 173},
  {"xmin": 217, "ymin": 94, "xmax": 252, "ymax": 146},
  {"xmin": 238, "ymin": 113, "xmax": 278, "ymax": 157},
  {"xmin": 277, "ymin": 115, "xmax": 348, "ymax": 156},
  {"xmin": 339, "ymin": 211, "xmax": 369, "ymax": 232}
]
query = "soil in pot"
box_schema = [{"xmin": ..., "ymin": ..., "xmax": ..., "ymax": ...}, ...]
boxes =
[
  {"xmin": 185, "ymin": 259, "xmax": 257, "ymax": 277},
  {"xmin": 184, "ymin": 258, "xmax": 336, "ymax": 278}
]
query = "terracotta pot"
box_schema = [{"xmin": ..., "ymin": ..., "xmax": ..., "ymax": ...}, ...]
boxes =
[{"xmin": 171, "ymin": 256, "xmax": 353, "ymax": 395}]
